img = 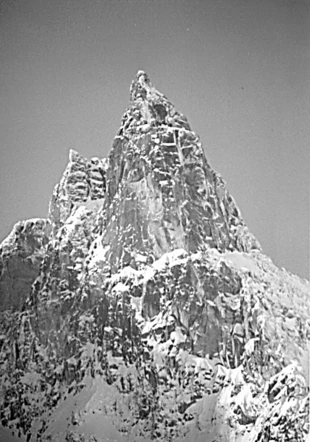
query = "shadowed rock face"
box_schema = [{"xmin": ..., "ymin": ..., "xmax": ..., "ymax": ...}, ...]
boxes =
[
  {"xmin": 0, "ymin": 218, "xmax": 50, "ymax": 310},
  {"xmin": 0, "ymin": 72, "xmax": 309, "ymax": 442}
]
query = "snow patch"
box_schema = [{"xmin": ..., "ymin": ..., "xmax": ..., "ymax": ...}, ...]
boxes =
[
  {"xmin": 77, "ymin": 198, "xmax": 105, "ymax": 211},
  {"xmin": 110, "ymin": 265, "xmax": 140, "ymax": 286},
  {"xmin": 144, "ymin": 249, "xmax": 188, "ymax": 282},
  {"xmin": 113, "ymin": 282, "xmax": 128, "ymax": 293},
  {"xmin": 170, "ymin": 327, "xmax": 186, "ymax": 345},
  {"xmin": 42, "ymin": 375, "xmax": 125, "ymax": 442},
  {"xmin": 224, "ymin": 251, "xmax": 259, "ymax": 275},
  {"xmin": 89, "ymin": 239, "xmax": 110, "ymax": 264}
]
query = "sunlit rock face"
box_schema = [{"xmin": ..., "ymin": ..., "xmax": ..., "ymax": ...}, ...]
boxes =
[
  {"xmin": 48, "ymin": 149, "xmax": 107, "ymax": 232},
  {"xmin": 0, "ymin": 72, "xmax": 309, "ymax": 442},
  {"xmin": 103, "ymin": 71, "xmax": 260, "ymax": 270}
]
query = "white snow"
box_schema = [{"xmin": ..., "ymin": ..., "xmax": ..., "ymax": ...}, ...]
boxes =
[
  {"xmin": 231, "ymin": 383, "xmax": 253, "ymax": 415},
  {"xmin": 130, "ymin": 296, "xmax": 142, "ymax": 313},
  {"xmin": 176, "ymin": 350, "xmax": 213, "ymax": 374},
  {"xmin": 77, "ymin": 198, "xmax": 105, "ymax": 211},
  {"xmin": 132, "ymin": 252, "xmax": 148, "ymax": 264},
  {"xmin": 142, "ymin": 311, "xmax": 174, "ymax": 335},
  {"xmin": 224, "ymin": 251, "xmax": 259, "ymax": 275},
  {"xmin": 244, "ymin": 338, "xmax": 259, "ymax": 356},
  {"xmin": 170, "ymin": 327, "xmax": 186, "ymax": 345},
  {"xmin": 89, "ymin": 240, "xmax": 110, "ymax": 264},
  {"xmin": 112, "ymin": 282, "xmax": 128, "ymax": 293},
  {"xmin": 110, "ymin": 265, "xmax": 140, "ymax": 286},
  {"xmin": 143, "ymin": 249, "xmax": 188, "ymax": 282},
  {"xmin": 40, "ymin": 375, "xmax": 126, "ymax": 442}
]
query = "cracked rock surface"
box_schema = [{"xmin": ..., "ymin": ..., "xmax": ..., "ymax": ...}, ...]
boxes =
[{"xmin": 0, "ymin": 71, "xmax": 309, "ymax": 442}]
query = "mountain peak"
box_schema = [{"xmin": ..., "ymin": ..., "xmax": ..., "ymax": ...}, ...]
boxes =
[
  {"xmin": 129, "ymin": 70, "xmax": 151, "ymax": 99},
  {"xmin": 1, "ymin": 73, "xmax": 308, "ymax": 442},
  {"xmin": 129, "ymin": 70, "xmax": 162, "ymax": 103},
  {"xmin": 48, "ymin": 73, "xmax": 261, "ymax": 272},
  {"xmin": 102, "ymin": 73, "xmax": 261, "ymax": 269}
]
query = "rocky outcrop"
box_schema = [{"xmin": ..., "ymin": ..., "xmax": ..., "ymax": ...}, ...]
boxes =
[
  {"xmin": 0, "ymin": 218, "xmax": 50, "ymax": 311},
  {"xmin": 0, "ymin": 71, "xmax": 309, "ymax": 442},
  {"xmin": 48, "ymin": 149, "xmax": 107, "ymax": 234}
]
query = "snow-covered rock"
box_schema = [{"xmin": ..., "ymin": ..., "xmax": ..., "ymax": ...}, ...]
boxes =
[{"xmin": 0, "ymin": 71, "xmax": 309, "ymax": 442}]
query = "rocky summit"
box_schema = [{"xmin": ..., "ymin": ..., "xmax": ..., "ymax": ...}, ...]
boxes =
[{"xmin": 0, "ymin": 71, "xmax": 309, "ymax": 442}]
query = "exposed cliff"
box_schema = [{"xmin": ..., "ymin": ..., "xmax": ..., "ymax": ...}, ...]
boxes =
[
  {"xmin": 0, "ymin": 72, "xmax": 309, "ymax": 442},
  {"xmin": 0, "ymin": 218, "xmax": 50, "ymax": 311}
]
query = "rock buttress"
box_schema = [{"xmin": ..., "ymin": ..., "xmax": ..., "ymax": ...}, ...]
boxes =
[{"xmin": 100, "ymin": 71, "xmax": 260, "ymax": 270}]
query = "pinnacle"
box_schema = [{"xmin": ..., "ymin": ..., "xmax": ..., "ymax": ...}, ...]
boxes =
[
  {"xmin": 129, "ymin": 70, "xmax": 153, "ymax": 102},
  {"xmin": 69, "ymin": 149, "xmax": 79, "ymax": 161},
  {"xmin": 135, "ymin": 69, "xmax": 149, "ymax": 80},
  {"xmin": 115, "ymin": 70, "xmax": 194, "ymax": 138}
]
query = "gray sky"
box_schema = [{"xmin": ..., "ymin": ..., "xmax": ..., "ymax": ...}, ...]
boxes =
[{"xmin": 0, "ymin": 0, "xmax": 309, "ymax": 279}]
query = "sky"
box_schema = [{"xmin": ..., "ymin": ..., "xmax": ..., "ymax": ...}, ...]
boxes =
[{"xmin": 0, "ymin": 0, "xmax": 309, "ymax": 279}]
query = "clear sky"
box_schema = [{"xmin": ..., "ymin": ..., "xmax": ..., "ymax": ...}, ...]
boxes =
[{"xmin": 0, "ymin": 0, "xmax": 309, "ymax": 279}]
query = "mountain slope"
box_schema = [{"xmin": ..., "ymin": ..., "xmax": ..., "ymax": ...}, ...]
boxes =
[{"xmin": 0, "ymin": 71, "xmax": 309, "ymax": 442}]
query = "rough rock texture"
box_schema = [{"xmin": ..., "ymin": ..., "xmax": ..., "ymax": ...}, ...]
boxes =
[
  {"xmin": 48, "ymin": 149, "xmax": 107, "ymax": 232},
  {"xmin": 0, "ymin": 72, "xmax": 309, "ymax": 442},
  {"xmin": 0, "ymin": 218, "xmax": 50, "ymax": 311},
  {"xmin": 102, "ymin": 71, "xmax": 260, "ymax": 270}
]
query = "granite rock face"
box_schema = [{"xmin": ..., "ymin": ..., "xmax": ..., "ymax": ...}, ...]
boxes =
[
  {"xmin": 48, "ymin": 149, "xmax": 107, "ymax": 232},
  {"xmin": 0, "ymin": 72, "xmax": 309, "ymax": 442},
  {"xmin": 0, "ymin": 218, "xmax": 50, "ymax": 310},
  {"xmin": 102, "ymin": 71, "xmax": 260, "ymax": 270}
]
